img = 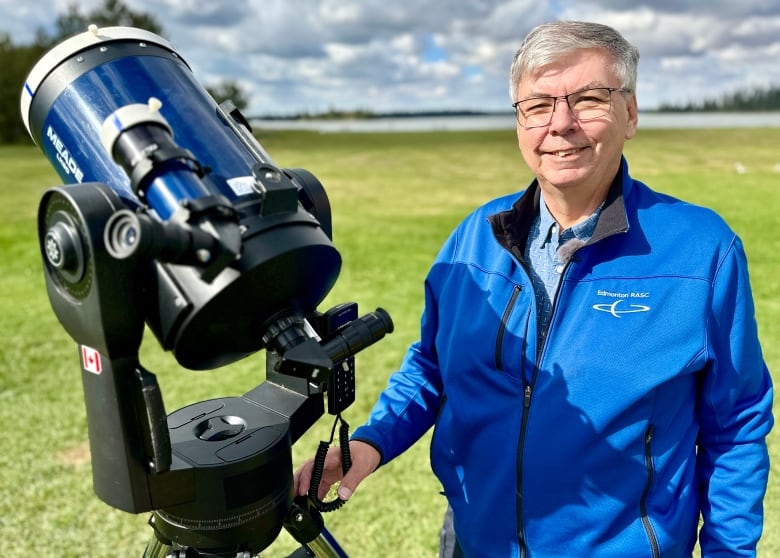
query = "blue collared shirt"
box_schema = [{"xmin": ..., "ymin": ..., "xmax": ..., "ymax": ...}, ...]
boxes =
[{"xmin": 524, "ymin": 195, "xmax": 601, "ymax": 349}]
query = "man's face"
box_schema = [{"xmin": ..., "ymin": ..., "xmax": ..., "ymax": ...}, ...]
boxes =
[{"xmin": 514, "ymin": 48, "xmax": 638, "ymax": 195}]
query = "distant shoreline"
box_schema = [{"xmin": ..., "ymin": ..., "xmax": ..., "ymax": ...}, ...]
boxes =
[
  {"xmin": 249, "ymin": 110, "xmax": 495, "ymax": 121},
  {"xmin": 249, "ymin": 109, "xmax": 780, "ymax": 122},
  {"xmin": 250, "ymin": 111, "xmax": 780, "ymax": 133}
]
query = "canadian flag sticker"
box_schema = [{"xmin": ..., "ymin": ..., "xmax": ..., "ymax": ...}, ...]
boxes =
[{"xmin": 81, "ymin": 345, "xmax": 102, "ymax": 375}]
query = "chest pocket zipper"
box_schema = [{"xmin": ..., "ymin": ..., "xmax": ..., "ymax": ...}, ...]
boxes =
[
  {"xmin": 495, "ymin": 284, "xmax": 522, "ymax": 372},
  {"xmin": 640, "ymin": 425, "xmax": 661, "ymax": 558}
]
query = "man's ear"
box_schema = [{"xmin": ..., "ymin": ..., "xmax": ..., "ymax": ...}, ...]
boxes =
[{"xmin": 625, "ymin": 93, "xmax": 639, "ymax": 140}]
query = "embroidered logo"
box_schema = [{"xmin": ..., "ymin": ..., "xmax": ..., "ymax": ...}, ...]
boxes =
[
  {"xmin": 592, "ymin": 298, "xmax": 650, "ymax": 318},
  {"xmin": 593, "ymin": 289, "xmax": 651, "ymax": 318}
]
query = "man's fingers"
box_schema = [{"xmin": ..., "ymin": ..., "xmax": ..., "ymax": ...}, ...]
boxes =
[
  {"xmin": 293, "ymin": 440, "xmax": 381, "ymax": 502},
  {"xmin": 293, "ymin": 458, "xmax": 314, "ymax": 497},
  {"xmin": 336, "ymin": 441, "xmax": 382, "ymax": 500}
]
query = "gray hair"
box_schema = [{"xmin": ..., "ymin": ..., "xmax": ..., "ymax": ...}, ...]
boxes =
[{"xmin": 509, "ymin": 21, "xmax": 640, "ymax": 101}]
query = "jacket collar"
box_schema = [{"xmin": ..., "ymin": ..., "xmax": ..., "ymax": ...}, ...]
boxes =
[{"xmin": 489, "ymin": 157, "xmax": 630, "ymax": 254}]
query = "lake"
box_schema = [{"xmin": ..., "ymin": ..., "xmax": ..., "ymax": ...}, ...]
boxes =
[{"xmin": 250, "ymin": 112, "xmax": 780, "ymax": 133}]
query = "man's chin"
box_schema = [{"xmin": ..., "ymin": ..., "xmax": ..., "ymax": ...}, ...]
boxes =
[{"xmin": 541, "ymin": 168, "xmax": 591, "ymax": 190}]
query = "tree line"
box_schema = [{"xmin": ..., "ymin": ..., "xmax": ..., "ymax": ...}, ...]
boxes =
[
  {"xmin": 658, "ymin": 85, "xmax": 780, "ymax": 112},
  {"xmin": 1, "ymin": 0, "xmax": 246, "ymax": 144}
]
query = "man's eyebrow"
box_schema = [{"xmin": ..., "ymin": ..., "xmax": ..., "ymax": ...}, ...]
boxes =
[{"xmin": 521, "ymin": 81, "xmax": 611, "ymax": 98}]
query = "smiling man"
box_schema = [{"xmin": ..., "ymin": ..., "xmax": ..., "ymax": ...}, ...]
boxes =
[
  {"xmin": 294, "ymin": 21, "xmax": 773, "ymax": 557},
  {"xmin": 512, "ymin": 48, "xmax": 638, "ymax": 230}
]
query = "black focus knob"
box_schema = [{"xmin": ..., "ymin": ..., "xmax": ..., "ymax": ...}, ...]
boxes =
[{"xmin": 44, "ymin": 212, "xmax": 85, "ymax": 282}]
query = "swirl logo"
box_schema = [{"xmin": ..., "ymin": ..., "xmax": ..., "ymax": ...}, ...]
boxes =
[{"xmin": 592, "ymin": 299, "xmax": 650, "ymax": 318}]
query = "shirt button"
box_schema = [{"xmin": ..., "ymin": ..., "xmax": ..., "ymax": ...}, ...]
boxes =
[{"xmin": 556, "ymin": 265, "xmax": 564, "ymax": 273}]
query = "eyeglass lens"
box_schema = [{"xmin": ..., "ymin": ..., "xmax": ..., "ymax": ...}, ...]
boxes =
[{"xmin": 515, "ymin": 88, "xmax": 616, "ymax": 128}]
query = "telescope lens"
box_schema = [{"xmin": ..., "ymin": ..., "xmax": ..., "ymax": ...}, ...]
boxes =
[
  {"xmin": 119, "ymin": 222, "xmax": 138, "ymax": 248},
  {"xmin": 105, "ymin": 210, "xmax": 143, "ymax": 259}
]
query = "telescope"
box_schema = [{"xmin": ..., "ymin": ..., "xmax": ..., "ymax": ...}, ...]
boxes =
[{"xmin": 21, "ymin": 24, "xmax": 392, "ymax": 557}]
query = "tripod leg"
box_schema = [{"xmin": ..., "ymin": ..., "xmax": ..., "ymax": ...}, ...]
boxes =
[
  {"xmin": 143, "ymin": 532, "xmax": 171, "ymax": 558},
  {"xmin": 303, "ymin": 527, "xmax": 349, "ymax": 558}
]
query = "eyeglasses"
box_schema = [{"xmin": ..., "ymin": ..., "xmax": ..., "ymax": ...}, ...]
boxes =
[{"xmin": 512, "ymin": 87, "xmax": 627, "ymax": 129}]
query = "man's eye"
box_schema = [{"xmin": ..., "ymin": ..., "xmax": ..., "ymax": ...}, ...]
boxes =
[
  {"xmin": 574, "ymin": 96, "xmax": 602, "ymax": 105},
  {"xmin": 524, "ymin": 101, "xmax": 553, "ymax": 113}
]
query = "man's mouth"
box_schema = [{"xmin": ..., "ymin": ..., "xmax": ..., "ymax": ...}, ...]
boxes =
[{"xmin": 549, "ymin": 147, "xmax": 585, "ymax": 158}]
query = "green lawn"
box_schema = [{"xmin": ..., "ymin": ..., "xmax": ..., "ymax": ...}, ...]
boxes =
[{"xmin": 0, "ymin": 127, "xmax": 777, "ymax": 557}]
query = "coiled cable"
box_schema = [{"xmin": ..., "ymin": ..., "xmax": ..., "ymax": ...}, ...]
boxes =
[{"xmin": 308, "ymin": 415, "xmax": 351, "ymax": 512}]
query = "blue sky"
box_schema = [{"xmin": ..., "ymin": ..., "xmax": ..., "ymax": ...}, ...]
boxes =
[{"xmin": 6, "ymin": 0, "xmax": 780, "ymax": 116}]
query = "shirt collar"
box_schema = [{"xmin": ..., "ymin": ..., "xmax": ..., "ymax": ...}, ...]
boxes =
[
  {"xmin": 567, "ymin": 203, "xmax": 602, "ymax": 243},
  {"xmin": 487, "ymin": 156, "xmax": 631, "ymax": 255},
  {"xmin": 538, "ymin": 195, "xmax": 558, "ymax": 247},
  {"xmin": 538, "ymin": 192, "xmax": 603, "ymax": 248}
]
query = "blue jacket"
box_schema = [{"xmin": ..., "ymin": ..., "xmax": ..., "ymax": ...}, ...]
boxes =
[{"xmin": 352, "ymin": 159, "xmax": 773, "ymax": 557}]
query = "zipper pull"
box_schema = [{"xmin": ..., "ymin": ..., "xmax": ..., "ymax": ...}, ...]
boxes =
[{"xmin": 524, "ymin": 385, "xmax": 532, "ymax": 408}]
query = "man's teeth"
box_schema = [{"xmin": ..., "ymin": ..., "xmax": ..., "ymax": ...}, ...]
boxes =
[{"xmin": 556, "ymin": 148, "xmax": 580, "ymax": 157}]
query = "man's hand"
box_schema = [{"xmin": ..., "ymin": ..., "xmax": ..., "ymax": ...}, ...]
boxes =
[{"xmin": 294, "ymin": 440, "xmax": 381, "ymax": 501}]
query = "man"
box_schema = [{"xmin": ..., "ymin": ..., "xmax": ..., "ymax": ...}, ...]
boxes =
[{"xmin": 294, "ymin": 21, "xmax": 773, "ymax": 557}]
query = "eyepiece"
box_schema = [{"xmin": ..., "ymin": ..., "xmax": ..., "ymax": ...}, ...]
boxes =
[
  {"xmin": 104, "ymin": 210, "xmax": 144, "ymax": 259},
  {"xmin": 104, "ymin": 209, "xmax": 218, "ymax": 267},
  {"xmin": 320, "ymin": 308, "xmax": 394, "ymax": 364}
]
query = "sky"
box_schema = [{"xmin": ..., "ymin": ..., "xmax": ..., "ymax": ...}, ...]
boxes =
[{"xmin": 6, "ymin": 0, "xmax": 780, "ymax": 116}]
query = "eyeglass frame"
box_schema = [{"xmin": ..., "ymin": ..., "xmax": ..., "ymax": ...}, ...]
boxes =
[{"xmin": 511, "ymin": 87, "xmax": 629, "ymax": 129}]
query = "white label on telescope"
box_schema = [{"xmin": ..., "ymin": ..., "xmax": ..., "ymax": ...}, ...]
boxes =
[
  {"xmin": 46, "ymin": 125, "xmax": 85, "ymax": 183},
  {"xmin": 226, "ymin": 176, "xmax": 256, "ymax": 196}
]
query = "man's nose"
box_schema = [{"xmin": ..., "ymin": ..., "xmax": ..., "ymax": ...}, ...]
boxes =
[{"xmin": 548, "ymin": 97, "xmax": 578, "ymax": 132}]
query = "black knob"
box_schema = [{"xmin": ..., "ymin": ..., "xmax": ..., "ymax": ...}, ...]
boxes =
[
  {"xmin": 194, "ymin": 416, "xmax": 246, "ymax": 441},
  {"xmin": 44, "ymin": 212, "xmax": 85, "ymax": 282}
]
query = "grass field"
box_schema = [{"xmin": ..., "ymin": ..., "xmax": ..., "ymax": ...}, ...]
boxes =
[{"xmin": 0, "ymin": 127, "xmax": 778, "ymax": 557}]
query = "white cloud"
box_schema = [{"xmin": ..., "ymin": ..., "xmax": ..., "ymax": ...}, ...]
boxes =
[{"xmin": 4, "ymin": 0, "xmax": 780, "ymax": 114}]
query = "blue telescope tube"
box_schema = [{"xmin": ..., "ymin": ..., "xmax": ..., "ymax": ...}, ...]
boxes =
[{"xmin": 20, "ymin": 26, "xmax": 268, "ymax": 217}]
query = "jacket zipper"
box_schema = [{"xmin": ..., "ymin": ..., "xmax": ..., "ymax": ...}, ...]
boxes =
[
  {"xmin": 496, "ymin": 191, "xmax": 628, "ymax": 557},
  {"xmin": 517, "ymin": 383, "xmax": 533, "ymax": 557},
  {"xmin": 503, "ymin": 246, "xmax": 535, "ymax": 556},
  {"xmin": 495, "ymin": 284, "xmax": 522, "ymax": 371},
  {"xmin": 640, "ymin": 425, "xmax": 660, "ymax": 558},
  {"xmin": 516, "ymin": 257, "xmax": 574, "ymax": 557}
]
